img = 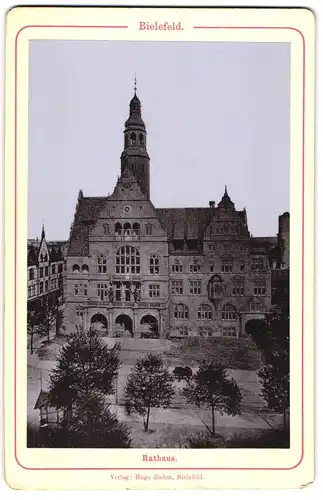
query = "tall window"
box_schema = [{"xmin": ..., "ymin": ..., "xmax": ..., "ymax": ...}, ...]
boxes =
[
  {"xmin": 133, "ymin": 223, "xmax": 140, "ymax": 236},
  {"xmin": 139, "ymin": 133, "xmax": 144, "ymax": 145},
  {"xmin": 51, "ymin": 264, "xmax": 56, "ymax": 275},
  {"xmin": 116, "ymin": 246, "xmax": 140, "ymax": 274},
  {"xmin": 221, "ymin": 256, "xmax": 233, "ymax": 273},
  {"xmin": 149, "ymin": 284, "xmax": 160, "ymax": 298},
  {"xmin": 175, "ymin": 325, "xmax": 188, "ymax": 337},
  {"xmin": 232, "ymin": 285, "xmax": 244, "ymax": 296},
  {"xmin": 145, "ymin": 223, "xmax": 152, "ymax": 236},
  {"xmin": 209, "ymin": 262, "xmax": 214, "ymax": 273},
  {"xmin": 81, "ymin": 264, "xmax": 89, "ymax": 274},
  {"xmin": 253, "ymin": 281, "xmax": 266, "ymax": 296},
  {"xmin": 97, "ymin": 255, "xmax": 107, "ymax": 274},
  {"xmin": 208, "ymin": 275, "xmax": 224, "ymax": 297},
  {"xmin": 45, "ymin": 280, "xmax": 48, "ymax": 292},
  {"xmin": 174, "ymin": 304, "xmax": 189, "ymax": 320},
  {"xmin": 97, "ymin": 283, "xmax": 108, "ymax": 301},
  {"xmin": 76, "ymin": 306, "xmax": 83, "ymax": 318},
  {"xmin": 149, "ymin": 255, "xmax": 159, "ymax": 274},
  {"xmin": 172, "ymin": 259, "xmax": 183, "ymax": 273},
  {"xmin": 29, "ymin": 269, "xmax": 34, "ymax": 280},
  {"xmin": 198, "ymin": 304, "xmax": 212, "ymax": 320},
  {"xmin": 45, "ymin": 267, "xmax": 49, "ymax": 277},
  {"xmin": 72, "ymin": 264, "xmax": 80, "ymax": 274},
  {"xmin": 130, "ymin": 132, "xmax": 136, "ymax": 144},
  {"xmin": 251, "ymin": 257, "xmax": 265, "ymax": 272},
  {"xmin": 189, "ymin": 280, "xmax": 201, "ymax": 296},
  {"xmin": 103, "ymin": 224, "xmax": 110, "ymax": 236},
  {"xmin": 171, "ymin": 280, "xmax": 183, "ymax": 295},
  {"xmin": 189, "ymin": 258, "xmax": 202, "ymax": 273},
  {"xmin": 123, "ymin": 222, "xmax": 131, "ymax": 236},
  {"xmin": 40, "ymin": 268, "xmax": 44, "ymax": 278},
  {"xmin": 221, "ymin": 303, "xmax": 237, "ymax": 321},
  {"xmin": 58, "ymin": 263, "xmax": 63, "ymax": 273},
  {"xmin": 115, "ymin": 223, "xmax": 122, "ymax": 236},
  {"xmin": 39, "ymin": 282, "xmax": 44, "ymax": 294}
]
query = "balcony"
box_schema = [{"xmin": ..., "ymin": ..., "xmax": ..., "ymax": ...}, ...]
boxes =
[{"xmin": 87, "ymin": 299, "xmax": 164, "ymax": 309}]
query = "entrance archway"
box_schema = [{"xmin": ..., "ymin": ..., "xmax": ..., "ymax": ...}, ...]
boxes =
[
  {"xmin": 140, "ymin": 314, "xmax": 159, "ymax": 339},
  {"xmin": 115, "ymin": 314, "xmax": 133, "ymax": 338},
  {"xmin": 91, "ymin": 314, "xmax": 108, "ymax": 334}
]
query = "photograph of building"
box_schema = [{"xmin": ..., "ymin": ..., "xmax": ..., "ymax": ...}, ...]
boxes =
[
  {"xmin": 27, "ymin": 39, "xmax": 290, "ymax": 450},
  {"xmin": 65, "ymin": 87, "xmax": 289, "ymax": 339}
]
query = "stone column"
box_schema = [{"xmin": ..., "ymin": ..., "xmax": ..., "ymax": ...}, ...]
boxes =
[
  {"xmin": 108, "ymin": 309, "xmax": 113, "ymax": 337},
  {"xmin": 133, "ymin": 309, "xmax": 139, "ymax": 338}
]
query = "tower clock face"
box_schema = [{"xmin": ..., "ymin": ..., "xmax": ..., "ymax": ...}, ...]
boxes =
[{"xmin": 123, "ymin": 205, "xmax": 131, "ymax": 213}]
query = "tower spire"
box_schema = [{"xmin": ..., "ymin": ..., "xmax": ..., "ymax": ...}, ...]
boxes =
[
  {"xmin": 134, "ymin": 73, "xmax": 137, "ymax": 94},
  {"xmin": 41, "ymin": 220, "xmax": 45, "ymax": 240}
]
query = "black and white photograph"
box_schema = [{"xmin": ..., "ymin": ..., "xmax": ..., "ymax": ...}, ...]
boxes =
[{"xmin": 27, "ymin": 39, "xmax": 290, "ymax": 450}]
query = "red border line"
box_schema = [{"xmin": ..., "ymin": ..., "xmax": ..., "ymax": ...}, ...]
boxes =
[{"xmin": 15, "ymin": 25, "xmax": 305, "ymax": 471}]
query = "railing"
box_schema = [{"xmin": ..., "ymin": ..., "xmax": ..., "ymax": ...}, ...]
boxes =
[{"xmin": 87, "ymin": 300, "xmax": 164, "ymax": 308}]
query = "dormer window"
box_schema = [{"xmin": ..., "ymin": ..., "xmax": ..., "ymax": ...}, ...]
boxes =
[{"xmin": 145, "ymin": 223, "xmax": 152, "ymax": 236}]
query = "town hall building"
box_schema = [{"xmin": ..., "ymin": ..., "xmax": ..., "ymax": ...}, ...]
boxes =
[{"xmin": 64, "ymin": 87, "xmax": 289, "ymax": 339}]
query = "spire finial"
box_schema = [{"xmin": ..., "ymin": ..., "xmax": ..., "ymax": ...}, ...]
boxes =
[
  {"xmin": 134, "ymin": 73, "xmax": 137, "ymax": 94},
  {"xmin": 225, "ymin": 185, "xmax": 228, "ymax": 195},
  {"xmin": 41, "ymin": 220, "xmax": 45, "ymax": 239}
]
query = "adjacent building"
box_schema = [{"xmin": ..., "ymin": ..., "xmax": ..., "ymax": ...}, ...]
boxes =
[{"xmin": 64, "ymin": 89, "xmax": 289, "ymax": 339}]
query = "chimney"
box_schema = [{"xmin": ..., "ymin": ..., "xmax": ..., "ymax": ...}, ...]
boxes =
[{"xmin": 209, "ymin": 201, "xmax": 215, "ymax": 208}]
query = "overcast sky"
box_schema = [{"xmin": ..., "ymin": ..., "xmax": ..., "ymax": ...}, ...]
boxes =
[{"xmin": 28, "ymin": 40, "xmax": 290, "ymax": 240}]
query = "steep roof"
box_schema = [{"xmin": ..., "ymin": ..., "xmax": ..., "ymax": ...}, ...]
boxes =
[
  {"xmin": 67, "ymin": 197, "xmax": 108, "ymax": 256},
  {"xmin": 156, "ymin": 207, "xmax": 215, "ymax": 240}
]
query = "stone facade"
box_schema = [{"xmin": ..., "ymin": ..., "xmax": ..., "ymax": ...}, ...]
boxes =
[
  {"xmin": 27, "ymin": 226, "xmax": 66, "ymax": 305},
  {"xmin": 65, "ymin": 90, "xmax": 289, "ymax": 339}
]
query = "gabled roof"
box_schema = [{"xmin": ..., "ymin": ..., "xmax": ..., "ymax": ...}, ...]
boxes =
[
  {"xmin": 34, "ymin": 390, "xmax": 51, "ymax": 409},
  {"xmin": 156, "ymin": 207, "xmax": 215, "ymax": 240}
]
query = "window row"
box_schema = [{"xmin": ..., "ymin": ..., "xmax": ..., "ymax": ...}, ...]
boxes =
[
  {"xmin": 74, "ymin": 282, "xmax": 161, "ymax": 301},
  {"xmin": 172, "ymin": 279, "xmax": 267, "ymax": 297},
  {"xmin": 28, "ymin": 263, "xmax": 63, "ymax": 281},
  {"xmin": 173, "ymin": 325, "xmax": 237, "ymax": 338},
  {"xmin": 171, "ymin": 257, "xmax": 267, "ymax": 274},
  {"xmin": 28, "ymin": 278, "xmax": 61, "ymax": 297},
  {"xmin": 102, "ymin": 223, "xmax": 153, "ymax": 237},
  {"xmin": 173, "ymin": 303, "xmax": 237, "ymax": 321},
  {"xmin": 85, "ymin": 249, "xmax": 159, "ymax": 275}
]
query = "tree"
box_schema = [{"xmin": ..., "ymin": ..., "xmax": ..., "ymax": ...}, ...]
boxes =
[
  {"xmin": 182, "ymin": 362, "xmax": 242, "ymax": 436},
  {"xmin": 125, "ymin": 354, "xmax": 175, "ymax": 432},
  {"xmin": 49, "ymin": 327, "xmax": 121, "ymax": 415},
  {"xmin": 247, "ymin": 291, "xmax": 290, "ymax": 433},
  {"xmin": 27, "ymin": 309, "xmax": 41, "ymax": 354},
  {"xmin": 38, "ymin": 293, "xmax": 60, "ymax": 342},
  {"xmin": 65, "ymin": 393, "xmax": 131, "ymax": 448},
  {"xmin": 28, "ymin": 394, "xmax": 131, "ymax": 448}
]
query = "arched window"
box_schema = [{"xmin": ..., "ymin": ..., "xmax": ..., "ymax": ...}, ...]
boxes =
[
  {"xmin": 51, "ymin": 264, "xmax": 56, "ymax": 275},
  {"xmin": 39, "ymin": 282, "xmax": 44, "ymax": 294},
  {"xmin": 139, "ymin": 133, "xmax": 144, "ymax": 145},
  {"xmin": 115, "ymin": 222, "xmax": 122, "ymax": 236},
  {"xmin": 172, "ymin": 258, "xmax": 183, "ymax": 273},
  {"xmin": 44, "ymin": 253, "xmax": 48, "ymax": 262},
  {"xmin": 81, "ymin": 264, "xmax": 89, "ymax": 274},
  {"xmin": 123, "ymin": 222, "xmax": 131, "ymax": 236},
  {"xmin": 145, "ymin": 223, "xmax": 152, "ymax": 236},
  {"xmin": 132, "ymin": 222, "xmax": 140, "ymax": 236},
  {"xmin": 221, "ymin": 303, "xmax": 237, "ymax": 321},
  {"xmin": 103, "ymin": 224, "xmax": 110, "ymax": 236},
  {"xmin": 97, "ymin": 254, "xmax": 107, "ymax": 274},
  {"xmin": 149, "ymin": 254, "xmax": 159, "ymax": 274},
  {"xmin": 221, "ymin": 256, "xmax": 233, "ymax": 273},
  {"xmin": 29, "ymin": 269, "xmax": 34, "ymax": 280},
  {"xmin": 189, "ymin": 258, "xmax": 202, "ymax": 273},
  {"xmin": 198, "ymin": 304, "xmax": 212, "ymax": 320},
  {"xmin": 130, "ymin": 132, "xmax": 136, "ymax": 144},
  {"xmin": 208, "ymin": 274, "xmax": 224, "ymax": 297},
  {"xmin": 116, "ymin": 246, "xmax": 140, "ymax": 274},
  {"xmin": 174, "ymin": 304, "xmax": 189, "ymax": 320},
  {"xmin": 72, "ymin": 264, "xmax": 80, "ymax": 274},
  {"xmin": 58, "ymin": 263, "xmax": 63, "ymax": 273},
  {"xmin": 45, "ymin": 280, "xmax": 48, "ymax": 292}
]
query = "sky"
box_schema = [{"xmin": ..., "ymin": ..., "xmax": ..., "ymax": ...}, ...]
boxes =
[{"xmin": 28, "ymin": 40, "xmax": 290, "ymax": 240}]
